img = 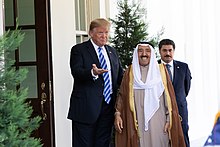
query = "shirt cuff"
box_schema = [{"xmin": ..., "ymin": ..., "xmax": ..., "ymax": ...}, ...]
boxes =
[{"xmin": 91, "ymin": 69, "xmax": 98, "ymax": 80}]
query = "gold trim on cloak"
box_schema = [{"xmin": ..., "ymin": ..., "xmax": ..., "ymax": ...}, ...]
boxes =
[
  {"xmin": 128, "ymin": 65, "xmax": 140, "ymax": 137},
  {"xmin": 159, "ymin": 64, "xmax": 173, "ymax": 141}
]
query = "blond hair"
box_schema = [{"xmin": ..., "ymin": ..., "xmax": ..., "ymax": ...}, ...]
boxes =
[{"xmin": 89, "ymin": 18, "xmax": 110, "ymax": 31}]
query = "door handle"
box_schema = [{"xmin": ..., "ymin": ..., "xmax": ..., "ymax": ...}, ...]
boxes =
[
  {"xmin": 40, "ymin": 82, "xmax": 47, "ymax": 120},
  {"xmin": 41, "ymin": 92, "xmax": 47, "ymax": 120}
]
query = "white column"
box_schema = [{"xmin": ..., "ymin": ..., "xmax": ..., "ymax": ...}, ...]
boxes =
[{"xmin": 50, "ymin": 0, "xmax": 75, "ymax": 146}]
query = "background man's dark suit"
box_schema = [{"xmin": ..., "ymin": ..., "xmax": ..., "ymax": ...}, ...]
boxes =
[{"xmin": 159, "ymin": 59, "xmax": 192, "ymax": 147}]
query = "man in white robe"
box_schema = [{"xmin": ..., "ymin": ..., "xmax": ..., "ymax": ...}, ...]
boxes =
[{"xmin": 114, "ymin": 42, "xmax": 185, "ymax": 147}]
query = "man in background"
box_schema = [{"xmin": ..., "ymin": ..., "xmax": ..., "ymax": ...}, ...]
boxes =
[{"xmin": 158, "ymin": 39, "xmax": 192, "ymax": 147}]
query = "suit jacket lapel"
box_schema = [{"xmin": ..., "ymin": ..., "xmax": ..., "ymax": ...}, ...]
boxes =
[
  {"xmin": 105, "ymin": 45, "xmax": 113, "ymax": 64},
  {"xmin": 173, "ymin": 60, "xmax": 179, "ymax": 85},
  {"xmin": 86, "ymin": 40, "xmax": 100, "ymax": 67},
  {"xmin": 105, "ymin": 45, "xmax": 116, "ymax": 82}
]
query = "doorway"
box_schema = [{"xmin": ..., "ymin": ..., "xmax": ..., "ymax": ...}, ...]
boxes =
[{"xmin": 4, "ymin": 0, "xmax": 55, "ymax": 146}]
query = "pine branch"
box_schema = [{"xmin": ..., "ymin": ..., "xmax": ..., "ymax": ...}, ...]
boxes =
[{"xmin": 0, "ymin": 27, "xmax": 42, "ymax": 146}]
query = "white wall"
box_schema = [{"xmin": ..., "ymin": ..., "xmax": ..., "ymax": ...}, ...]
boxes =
[
  {"xmin": 0, "ymin": 0, "xmax": 4, "ymax": 35},
  {"xmin": 50, "ymin": 0, "xmax": 75, "ymax": 146}
]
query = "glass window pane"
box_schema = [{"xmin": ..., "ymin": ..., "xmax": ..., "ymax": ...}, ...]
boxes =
[
  {"xmin": 76, "ymin": 36, "xmax": 81, "ymax": 43},
  {"xmin": 19, "ymin": 30, "xmax": 36, "ymax": 62},
  {"xmin": 79, "ymin": 0, "xmax": 86, "ymax": 31},
  {"xmin": 20, "ymin": 66, "xmax": 37, "ymax": 98},
  {"xmin": 5, "ymin": 0, "xmax": 14, "ymax": 26},
  {"xmin": 17, "ymin": 0, "xmax": 35, "ymax": 25},
  {"xmin": 75, "ymin": 0, "xmax": 79, "ymax": 30},
  {"xmin": 82, "ymin": 35, "xmax": 89, "ymax": 42}
]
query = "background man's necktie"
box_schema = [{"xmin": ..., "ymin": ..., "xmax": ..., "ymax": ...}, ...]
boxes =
[
  {"xmin": 166, "ymin": 64, "xmax": 173, "ymax": 81},
  {"xmin": 98, "ymin": 47, "xmax": 111, "ymax": 104}
]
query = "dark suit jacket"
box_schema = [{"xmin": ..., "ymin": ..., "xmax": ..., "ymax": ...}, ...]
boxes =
[
  {"xmin": 67, "ymin": 40, "xmax": 123, "ymax": 124},
  {"xmin": 172, "ymin": 60, "xmax": 191, "ymax": 125},
  {"xmin": 158, "ymin": 59, "xmax": 192, "ymax": 125}
]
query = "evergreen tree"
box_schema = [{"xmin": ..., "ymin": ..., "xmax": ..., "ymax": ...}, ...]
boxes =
[
  {"xmin": 0, "ymin": 28, "xmax": 42, "ymax": 147},
  {"xmin": 110, "ymin": 0, "xmax": 164, "ymax": 69}
]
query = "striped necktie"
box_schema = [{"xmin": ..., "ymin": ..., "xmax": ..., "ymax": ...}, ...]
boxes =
[
  {"xmin": 166, "ymin": 64, "xmax": 173, "ymax": 81},
  {"xmin": 98, "ymin": 47, "xmax": 111, "ymax": 104}
]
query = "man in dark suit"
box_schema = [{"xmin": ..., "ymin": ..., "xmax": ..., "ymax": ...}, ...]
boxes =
[
  {"xmin": 67, "ymin": 18, "xmax": 123, "ymax": 147},
  {"xmin": 158, "ymin": 39, "xmax": 192, "ymax": 147}
]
